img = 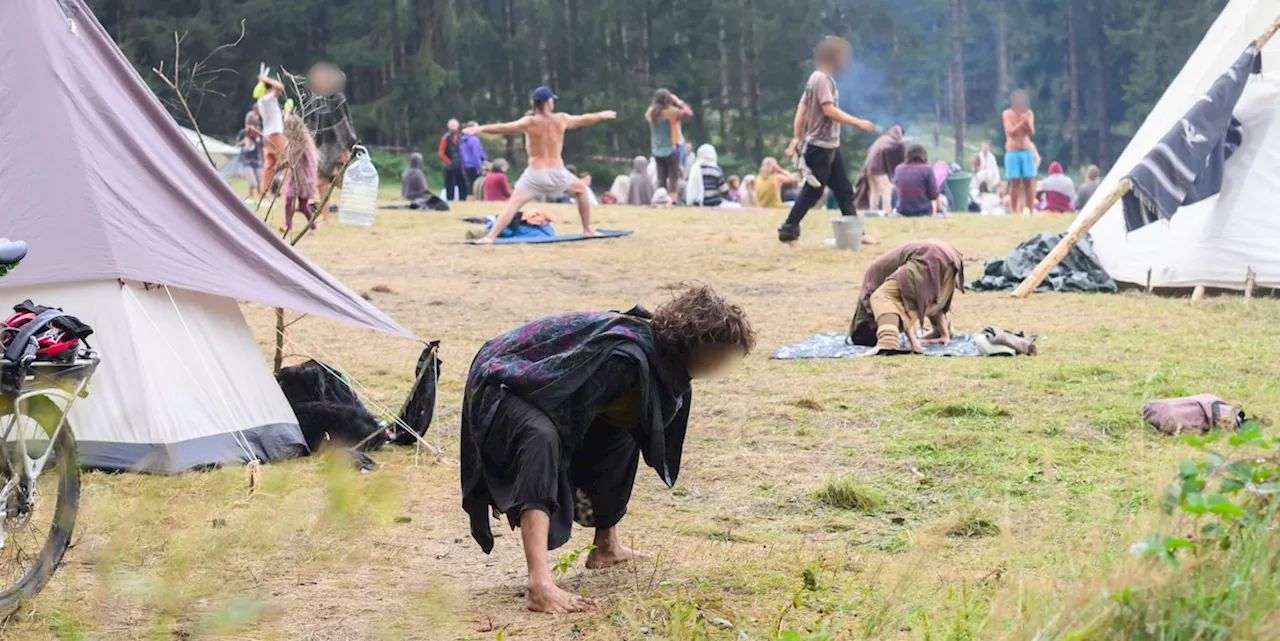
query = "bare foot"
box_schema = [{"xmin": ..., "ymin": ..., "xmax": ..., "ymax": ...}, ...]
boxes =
[
  {"xmin": 862, "ymin": 233, "xmax": 880, "ymax": 245},
  {"xmin": 470, "ymin": 236, "xmax": 496, "ymax": 245},
  {"xmin": 582, "ymin": 228, "xmax": 602, "ymax": 238},
  {"xmin": 527, "ymin": 581, "xmax": 594, "ymax": 614},
  {"xmin": 586, "ymin": 545, "xmax": 653, "ymax": 569}
]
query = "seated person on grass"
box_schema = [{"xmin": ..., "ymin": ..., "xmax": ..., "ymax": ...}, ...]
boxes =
[
  {"xmin": 848, "ymin": 240, "xmax": 965, "ymax": 355},
  {"xmin": 892, "ymin": 145, "xmax": 941, "ymax": 217},
  {"xmin": 461, "ymin": 285, "xmax": 755, "ymax": 613}
]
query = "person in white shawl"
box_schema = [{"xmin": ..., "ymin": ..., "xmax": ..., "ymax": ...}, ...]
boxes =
[
  {"xmin": 977, "ymin": 142, "xmax": 1002, "ymax": 193},
  {"xmin": 683, "ymin": 144, "xmax": 740, "ymax": 208}
]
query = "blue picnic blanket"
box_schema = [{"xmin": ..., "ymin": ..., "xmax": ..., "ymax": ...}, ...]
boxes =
[
  {"xmin": 472, "ymin": 229, "xmax": 634, "ymax": 245},
  {"xmin": 771, "ymin": 333, "xmax": 980, "ymax": 359}
]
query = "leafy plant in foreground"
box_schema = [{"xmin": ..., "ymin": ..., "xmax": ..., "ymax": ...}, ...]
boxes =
[{"xmin": 1131, "ymin": 420, "xmax": 1278, "ymax": 567}]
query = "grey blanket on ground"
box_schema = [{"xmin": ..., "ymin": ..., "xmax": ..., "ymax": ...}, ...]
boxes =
[
  {"xmin": 1122, "ymin": 44, "xmax": 1258, "ymax": 232},
  {"xmin": 969, "ymin": 232, "xmax": 1116, "ymax": 293},
  {"xmin": 771, "ymin": 333, "xmax": 979, "ymax": 359}
]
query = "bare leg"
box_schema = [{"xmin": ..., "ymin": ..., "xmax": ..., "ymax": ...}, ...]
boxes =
[
  {"xmin": 1008, "ymin": 179, "xmax": 1021, "ymax": 214},
  {"xmin": 1022, "ymin": 179, "xmax": 1037, "ymax": 215},
  {"xmin": 566, "ymin": 180, "xmax": 599, "ymax": 237},
  {"xmin": 586, "ymin": 526, "xmax": 652, "ymax": 569},
  {"xmin": 521, "ymin": 510, "xmax": 594, "ymax": 614},
  {"xmin": 477, "ymin": 190, "xmax": 538, "ymax": 244}
]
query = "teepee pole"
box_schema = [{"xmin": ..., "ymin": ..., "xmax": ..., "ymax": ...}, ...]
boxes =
[
  {"xmin": 1013, "ymin": 16, "xmax": 1280, "ymax": 299},
  {"xmin": 1012, "ymin": 179, "xmax": 1130, "ymax": 297}
]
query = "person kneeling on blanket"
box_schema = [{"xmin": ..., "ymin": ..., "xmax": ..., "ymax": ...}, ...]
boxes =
[
  {"xmin": 848, "ymin": 240, "xmax": 965, "ymax": 355},
  {"xmin": 460, "ymin": 284, "xmax": 755, "ymax": 614}
]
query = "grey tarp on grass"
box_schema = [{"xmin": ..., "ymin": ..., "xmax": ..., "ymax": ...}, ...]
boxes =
[
  {"xmin": 772, "ymin": 333, "xmax": 981, "ymax": 359},
  {"xmin": 0, "ymin": 0, "xmax": 412, "ymax": 339},
  {"xmin": 968, "ymin": 232, "xmax": 1117, "ymax": 293}
]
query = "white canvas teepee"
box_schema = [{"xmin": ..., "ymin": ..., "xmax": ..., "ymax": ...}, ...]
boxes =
[
  {"xmin": 1078, "ymin": 0, "xmax": 1280, "ymax": 290},
  {"xmin": 0, "ymin": 0, "xmax": 414, "ymax": 472}
]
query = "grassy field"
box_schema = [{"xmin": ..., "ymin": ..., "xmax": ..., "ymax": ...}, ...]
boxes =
[{"xmin": 5, "ymin": 199, "xmax": 1280, "ymax": 640}]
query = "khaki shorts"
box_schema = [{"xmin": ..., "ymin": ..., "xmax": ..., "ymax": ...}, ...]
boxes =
[{"xmin": 514, "ymin": 167, "xmax": 579, "ymax": 198}]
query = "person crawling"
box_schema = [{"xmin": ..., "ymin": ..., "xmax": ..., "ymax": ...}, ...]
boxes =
[
  {"xmin": 460, "ymin": 284, "xmax": 755, "ymax": 613},
  {"xmin": 848, "ymin": 240, "xmax": 965, "ymax": 355}
]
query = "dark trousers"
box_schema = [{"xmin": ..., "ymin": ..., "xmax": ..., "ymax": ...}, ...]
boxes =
[
  {"xmin": 481, "ymin": 394, "xmax": 639, "ymax": 551},
  {"xmin": 464, "ymin": 167, "xmax": 482, "ymax": 196},
  {"xmin": 778, "ymin": 146, "xmax": 857, "ymax": 242},
  {"xmin": 655, "ymin": 154, "xmax": 681, "ymax": 195},
  {"xmin": 444, "ymin": 166, "xmax": 468, "ymax": 201}
]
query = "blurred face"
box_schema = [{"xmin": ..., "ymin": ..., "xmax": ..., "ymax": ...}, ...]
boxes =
[
  {"xmin": 448, "ymin": 119, "xmax": 460, "ymax": 132},
  {"xmin": 1011, "ymin": 93, "xmax": 1029, "ymax": 112},
  {"xmin": 687, "ymin": 345, "xmax": 747, "ymax": 379},
  {"xmin": 307, "ymin": 63, "xmax": 343, "ymax": 97},
  {"xmin": 981, "ymin": 142, "xmax": 991, "ymax": 154}
]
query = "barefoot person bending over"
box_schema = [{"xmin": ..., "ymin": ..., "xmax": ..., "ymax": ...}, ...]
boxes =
[
  {"xmin": 848, "ymin": 240, "xmax": 965, "ymax": 356},
  {"xmin": 461, "ymin": 285, "xmax": 755, "ymax": 613},
  {"xmin": 464, "ymin": 87, "xmax": 615, "ymax": 243}
]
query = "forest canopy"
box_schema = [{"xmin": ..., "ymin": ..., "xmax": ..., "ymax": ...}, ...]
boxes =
[{"xmin": 89, "ymin": 0, "xmax": 1227, "ymax": 176}]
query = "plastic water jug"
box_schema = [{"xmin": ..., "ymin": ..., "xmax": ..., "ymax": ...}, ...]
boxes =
[{"xmin": 339, "ymin": 146, "xmax": 378, "ymax": 226}]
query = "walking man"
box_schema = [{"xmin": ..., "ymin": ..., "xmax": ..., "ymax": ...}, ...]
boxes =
[
  {"xmin": 463, "ymin": 87, "xmax": 614, "ymax": 243},
  {"xmin": 439, "ymin": 119, "xmax": 467, "ymax": 201},
  {"xmin": 777, "ymin": 37, "xmax": 877, "ymax": 245},
  {"xmin": 1002, "ymin": 90, "xmax": 1037, "ymax": 214}
]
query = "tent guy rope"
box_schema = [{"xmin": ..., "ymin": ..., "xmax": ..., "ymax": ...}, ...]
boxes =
[{"xmin": 1011, "ymin": 14, "xmax": 1280, "ymax": 298}]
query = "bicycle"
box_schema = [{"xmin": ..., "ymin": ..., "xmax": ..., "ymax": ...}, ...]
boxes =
[{"xmin": 0, "ymin": 238, "xmax": 98, "ymax": 609}]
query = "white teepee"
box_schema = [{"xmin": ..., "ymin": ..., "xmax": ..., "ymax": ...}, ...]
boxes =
[{"xmin": 1078, "ymin": 0, "xmax": 1280, "ymax": 290}]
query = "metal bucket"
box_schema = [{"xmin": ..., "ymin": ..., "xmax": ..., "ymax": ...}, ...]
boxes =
[{"xmin": 830, "ymin": 215, "xmax": 864, "ymax": 251}]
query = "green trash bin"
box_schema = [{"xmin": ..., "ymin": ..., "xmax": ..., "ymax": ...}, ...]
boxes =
[{"xmin": 945, "ymin": 171, "xmax": 972, "ymax": 213}]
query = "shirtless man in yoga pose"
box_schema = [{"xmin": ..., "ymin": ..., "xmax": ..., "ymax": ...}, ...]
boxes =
[{"xmin": 464, "ymin": 87, "xmax": 615, "ymax": 243}]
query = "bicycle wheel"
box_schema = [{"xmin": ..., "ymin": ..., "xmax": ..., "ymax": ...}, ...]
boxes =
[{"xmin": 0, "ymin": 395, "xmax": 80, "ymax": 610}]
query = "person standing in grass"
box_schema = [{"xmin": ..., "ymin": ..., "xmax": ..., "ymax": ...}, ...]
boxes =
[
  {"xmin": 463, "ymin": 86, "xmax": 614, "ymax": 243},
  {"xmin": 461, "ymin": 122, "xmax": 487, "ymax": 197},
  {"xmin": 439, "ymin": 119, "xmax": 466, "ymax": 201},
  {"xmin": 256, "ymin": 74, "xmax": 288, "ymax": 196},
  {"xmin": 646, "ymin": 89, "xmax": 694, "ymax": 196},
  {"xmin": 777, "ymin": 36, "xmax": 877, "ymax": 245},
  {"xmin": 1003, "ymin": 90, "xmax": 1037, "ymax": 214},
  {"xmin": 460, "ymin": 284, "xmax": 755, "ymax": 613}
]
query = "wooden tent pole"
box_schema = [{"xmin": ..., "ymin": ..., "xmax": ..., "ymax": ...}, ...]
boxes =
[
  {"xmin": 1012, "ymin": 179, "xmax": 1130, "ymax": 297},
  {"xmin": 1013, "ymin": 17, "xmax": 1280, "ymax": 299}
]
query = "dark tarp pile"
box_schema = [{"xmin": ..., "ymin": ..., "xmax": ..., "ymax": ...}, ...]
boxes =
[{"xmin": 969, "ymin": 232, "xmax": 1117, "ymax": 293}]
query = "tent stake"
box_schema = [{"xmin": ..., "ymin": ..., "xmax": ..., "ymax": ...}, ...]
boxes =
[
  {"xmin": 1245, "ymin": 267, "xmax": 1257, "ymax": 305},
  {"xmin": 1012, "ymin": 178, "xmax": 1131, "ymax": 298}
]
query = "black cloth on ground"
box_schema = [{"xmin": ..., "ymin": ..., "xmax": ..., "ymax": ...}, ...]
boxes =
[{"xmin": 968, "ymin": 232, "xmax": 1116, "ymax": 293}]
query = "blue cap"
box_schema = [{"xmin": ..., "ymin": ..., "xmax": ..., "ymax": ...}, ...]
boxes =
[{"xmin": 532, "ymin": 86, "xmax": 558, "ymax": 102}]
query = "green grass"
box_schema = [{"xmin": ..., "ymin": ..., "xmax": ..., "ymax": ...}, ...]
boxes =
[{"xmin": 4, "ymin": 196, "xmax": 1279, "ymax": 640}]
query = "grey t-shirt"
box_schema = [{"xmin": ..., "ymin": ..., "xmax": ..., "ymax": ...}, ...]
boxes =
[{"xmin": 801, "ymin": 71, "xmax": 840, "ymax": 148}]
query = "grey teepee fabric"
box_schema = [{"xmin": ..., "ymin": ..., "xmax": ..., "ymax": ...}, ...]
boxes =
[
  {"xmin": 0, "ymin": 0, "xmax": 411, "ymax": 338},
  {"xmin": 1121, "ymin": 44, "xmax": 1259, "ymax": 233}
]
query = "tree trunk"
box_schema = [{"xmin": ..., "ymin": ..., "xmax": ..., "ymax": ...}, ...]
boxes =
[
  {"xmin": 718, "ymin": 16, "xmax": 730, "ymax": 144},
  {"xmin": 950, "ymin": 0, "xmax": 967, "ymax": 163},
  {"xmin": 1091, "ymin": 0, "xmax": 1110, "ymax": 167},
  {"xmin": 996, "ymin": 0, "xmax": 1009, "ymax": 97},
  {"xmin": 746, "ymin": 1, "xmax": 763, "ymax": 159},
  {"xmin": 642, "ymin": 0, "xmax": 653, "ymax": 79},
  {"xmin": 1067, "ymin": 0, "xmax": 1081, "ymax": 167}
]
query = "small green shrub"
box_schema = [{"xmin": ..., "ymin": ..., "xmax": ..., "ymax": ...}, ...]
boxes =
[{"xmin": 815, "ymin": 476, "xmax": 884, "ymax": 512}]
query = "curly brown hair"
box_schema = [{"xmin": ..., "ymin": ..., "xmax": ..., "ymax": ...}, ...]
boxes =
[{"xmin": 650, "ymin": 284, "xmax": 756, "ymax": 362}]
